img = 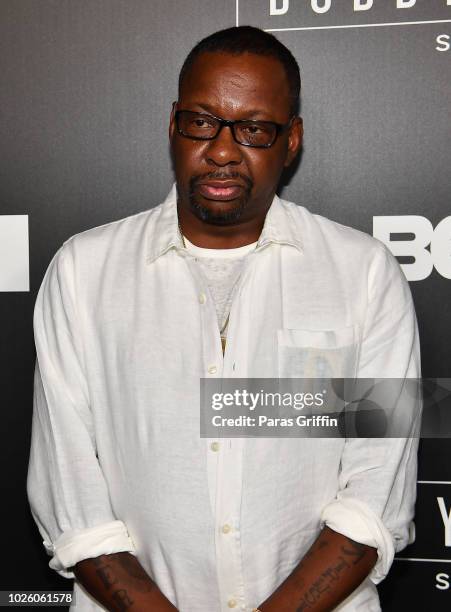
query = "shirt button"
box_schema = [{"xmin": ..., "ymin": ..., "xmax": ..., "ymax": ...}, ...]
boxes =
[
  {"xmin": 222, "ymin": 523, "xmax": 231, "ymax": 534},
  {"xmin": 210, "ymin": 441, "xmax": 220, "ymax": 452},
  {"xmin": 227, "ymin": 599, "xmax": 237, "ymax": 608},
  {"xmin": 199, "ymin": 292, "xmax": 207, "ymax": 304},
  {"xmin": 208, "ymin": 365, "xmax": 217, "ymax": 374}
]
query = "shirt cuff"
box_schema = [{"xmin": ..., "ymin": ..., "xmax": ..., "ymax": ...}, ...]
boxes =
[
  {"xmin": 320, "ymin": 498, "xmax": 395, "ymax": 584},
  {"xmin": 44, "ymin": 520, "xmax": 136, "ymax": 578}
]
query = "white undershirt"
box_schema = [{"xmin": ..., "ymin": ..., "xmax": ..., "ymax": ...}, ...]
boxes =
[{"xmin": 183, "ymin": 236, "xmax": 257, "ymax": 333}]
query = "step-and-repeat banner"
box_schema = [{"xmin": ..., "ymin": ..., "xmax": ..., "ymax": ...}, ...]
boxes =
[{"xmin": 1, "ymin": 1, "xmax": 450, "ymax": 609}]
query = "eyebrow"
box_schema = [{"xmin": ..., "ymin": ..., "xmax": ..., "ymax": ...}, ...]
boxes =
[{"xmin": 188, "ymin": 102, "xmax": 272, "ymax": 121}]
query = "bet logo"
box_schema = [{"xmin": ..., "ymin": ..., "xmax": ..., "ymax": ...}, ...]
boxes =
[{"xmin": 373, "ymin": 216, "xmax": 451, "ymax": 281}]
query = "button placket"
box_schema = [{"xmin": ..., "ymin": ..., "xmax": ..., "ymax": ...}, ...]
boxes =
[
  {"xmin": 185, "ymin": 256, "xmax": 225, "ymax": 541},
  {"xmin": 183, "ymin": 247, "xmax": 253, "ymax": 611},
  {"xmin": 214, "ymin": 437, "xmax": 246, "ymax": 612}
]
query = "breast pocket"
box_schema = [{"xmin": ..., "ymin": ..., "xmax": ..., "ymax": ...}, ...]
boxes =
[{"xmin": 277, "ymin": 326, "xmax": 360, "ymax": 379}]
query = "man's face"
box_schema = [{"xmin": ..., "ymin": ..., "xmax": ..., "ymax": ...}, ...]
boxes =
[{"xmin": 169, "ymin": 51, "xmax": 303, "ymax": 226}]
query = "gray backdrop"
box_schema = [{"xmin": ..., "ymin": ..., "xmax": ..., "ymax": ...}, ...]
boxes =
[{"xmin": 1, "ymin": 1, "xmax": 450, "ymax": 609}]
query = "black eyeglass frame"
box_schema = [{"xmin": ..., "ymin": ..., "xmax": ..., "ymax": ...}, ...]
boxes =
[{"xmin": 174, "ymin": 108, "xmax": 295, "ymax": 149}]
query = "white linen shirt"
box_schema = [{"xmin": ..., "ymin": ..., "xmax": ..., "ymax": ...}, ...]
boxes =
[{"xmin": 27, "ymin": 184, "xmax": 420, "ymax": 612}]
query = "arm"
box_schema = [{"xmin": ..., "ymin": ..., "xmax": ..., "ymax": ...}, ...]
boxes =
[
  {"xmin": 27, "ymin": 242, "xmax": 169, "ymax": 607},
  {"xmin": 73, "ymin": 552, "xmax": 177, "ymax": 612},
  {"xmin": 260, "ymin": 245, "xmax": 420, "ymax": 611},
  {"xmin": 257, "ymin": 527, "xmax": 376, "ymax": 611}
]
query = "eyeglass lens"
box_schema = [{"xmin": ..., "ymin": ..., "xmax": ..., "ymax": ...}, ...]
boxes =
[{"xmin": 177, "ymin": 111, "xmax": 278, "ymax": 147}]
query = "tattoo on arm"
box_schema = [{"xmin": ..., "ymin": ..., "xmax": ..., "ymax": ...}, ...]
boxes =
[
  {"xmin": 77, "ymin": 553, "xmax": 155, "ymax": 610},
  {"xmin": 117, "ymin": 553, "xmax": 154, "ymax": 582},
  {"xmin": 111, "ymin": 589, "xmax": 135, "ymax": 611},
  {"xmin": 115, "ymin": 554, "xmax": 156, "ymax": 594},
  {"xmin": 295, "ymin": 556, "xmax": 351, "ymax": 611},
  {"xmin": 96, "ymin": 564, "xmax": 119, "ymax": 589},
  {"xmin": 340, "ymin": 537, "xmax": 368, "ymax": 565},
  {"xmin": 294, "ymin": 538, "xmax": 374, "ymax": 610}
]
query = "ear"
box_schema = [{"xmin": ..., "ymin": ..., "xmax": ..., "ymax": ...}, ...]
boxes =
[
  {"xmin": 284, "ymin": 116, "xmax": 303, "ymax": 167},
  {"xmin": 169, "ymin": 101, "xmax": 177, "ymax": 142}
]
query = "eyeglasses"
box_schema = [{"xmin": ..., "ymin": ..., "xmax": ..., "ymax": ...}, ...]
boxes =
[{"xmin": 174, "ymin": 109, "xmax": 293, "ymax": 148}]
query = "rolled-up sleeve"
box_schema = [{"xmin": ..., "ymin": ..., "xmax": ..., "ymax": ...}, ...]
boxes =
[
  {"xmin": 321, "ymin": 244, "xmax": 421, "ymax": 584},
  {"xmin": 27, "ymin": 240, "xmax": 136, "ymax": 578}
]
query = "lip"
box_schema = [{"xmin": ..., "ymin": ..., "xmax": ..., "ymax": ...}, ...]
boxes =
[
  {"xmin": 198, "ymin": 179, "xmax": 244, "ymax": 188},
  {"xmin": 197, "ymin": 180, "xmax": 244, "ymax": 201}
]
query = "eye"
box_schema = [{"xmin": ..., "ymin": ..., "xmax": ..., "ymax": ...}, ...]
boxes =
[
  {"xmin": 189, "ymin": 116, "xmax": 216, "ymax": 129},
  {"xmin": 239, "ymin": 122, "xmax": 274, "ymax": 136},
  {"xmin": 241, "ymin": 124, "xmax": 264, "ymax": 134}
]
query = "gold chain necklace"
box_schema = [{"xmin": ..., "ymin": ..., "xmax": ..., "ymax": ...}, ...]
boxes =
[{"xmin": 178, "ymin": 221, "xmax": 232, "ymax": 354}]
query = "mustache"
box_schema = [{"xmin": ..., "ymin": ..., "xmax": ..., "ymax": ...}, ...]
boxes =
[{"xmin": 190, "ymin": 171, "xmax": 253, "ymax": 191}]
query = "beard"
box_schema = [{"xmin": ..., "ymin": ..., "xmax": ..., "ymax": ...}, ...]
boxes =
[{"xmin": 187, "ymin": 171, "xmax": 253, "ymax": 225}]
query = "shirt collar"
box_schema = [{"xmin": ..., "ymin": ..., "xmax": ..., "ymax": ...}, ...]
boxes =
[{"xmin": 146, "ymin": 183, "xmax": 303, "ymax": 264}]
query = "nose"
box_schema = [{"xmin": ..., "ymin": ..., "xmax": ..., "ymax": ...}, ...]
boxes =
[{"xmin": 206, "ymin": 125, "xmax": 243, "ymax": 167}]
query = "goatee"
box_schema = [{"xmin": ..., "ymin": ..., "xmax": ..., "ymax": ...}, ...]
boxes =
[{"xmin": 188, "ymin": 171, "xmax": 253, "ymax": 225}]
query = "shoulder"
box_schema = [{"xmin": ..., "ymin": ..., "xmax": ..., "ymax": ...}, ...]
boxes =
[
  {"xmin": 281, "ymin": 197, "xmax": 382, "ymax": 255},
  {"xmin": 279, "ymin": 197, "xmax": 397, "ymax": 274},
  {"xmin": 62, "ymin": 205, "xmax": 160, "ymax": 256},
  {"xmin": 279, "ymin": 196, "xmax": 409, "ymax": 300},
  {"xmin": 39, "ymin": 200, "xmax": 165, "ymax": 297}
]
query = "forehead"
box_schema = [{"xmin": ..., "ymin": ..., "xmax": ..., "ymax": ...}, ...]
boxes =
[{"xmin": 179, "ymin": 51, "xmax": 291, "ymax": 120}]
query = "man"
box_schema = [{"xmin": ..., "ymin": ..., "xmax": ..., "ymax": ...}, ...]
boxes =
[{"xmin": 27, "ymin": 26, "xmax": 420, "ymax": 611}]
